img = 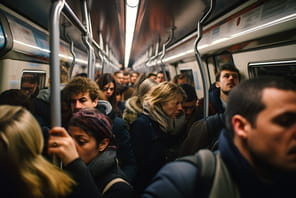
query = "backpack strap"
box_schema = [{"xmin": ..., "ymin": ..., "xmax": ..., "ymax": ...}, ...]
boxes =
[
  {"xmin": 177, "ymin": 149, "xmax": 216, "ymax": 197},
  {"xmin": 209, "ymin": 152, "xmax": 240, "ymax": 198},
  {"xmin": 102, "ymin": 177, "xmax": 130, "ymax": 195},
  {"xmin": 178, "ymin": 149, "xmax": 240, "ymax": 198}
]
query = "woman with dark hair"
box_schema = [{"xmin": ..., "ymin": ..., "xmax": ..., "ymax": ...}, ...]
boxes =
[
  {"xmin": 96, "ymin": 73, "xmax": 118, "ymax": 116},
  {"xmin": 49, "ymin": 108, "xmax": 135, "ymax": 197},
  {"xmin": 0, "ymin": 89, "xmax": 31, "ymax": 109}
]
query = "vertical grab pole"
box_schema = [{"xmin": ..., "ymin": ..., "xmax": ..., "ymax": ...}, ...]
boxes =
[
  {"xmin": 194, "ymin": 0, "xmax": 214, "ymax": 119},
  {"xmin": 49, "ymin": 0, "xmax": 65, "ymax": 127}
]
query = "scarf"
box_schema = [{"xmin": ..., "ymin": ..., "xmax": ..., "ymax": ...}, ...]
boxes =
[{"xmin": 143, "ymin": 100, "xmax": 170, "ymax": 132}]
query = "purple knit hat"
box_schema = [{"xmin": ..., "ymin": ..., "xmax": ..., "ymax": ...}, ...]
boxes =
[{"xmin": 69, "ymin": 108, "xmax": 115, "ymax": 146}]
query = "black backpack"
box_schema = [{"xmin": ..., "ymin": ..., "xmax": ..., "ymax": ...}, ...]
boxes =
[{"xmin": 177, "ymin": 149, "xmax": 240, "ymax": 198}]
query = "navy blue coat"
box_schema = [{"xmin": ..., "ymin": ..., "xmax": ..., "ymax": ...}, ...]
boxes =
[
  {"xmin": 112, "ymin": 117, "xmax": 137, "ymax": 182},
  {"xmin": 142, "ymin": 129, "xmax": 296, "ymax": 198},
  {"xmin": 130, "ymin": 114, "xmax": 175, "ymax": 194}
]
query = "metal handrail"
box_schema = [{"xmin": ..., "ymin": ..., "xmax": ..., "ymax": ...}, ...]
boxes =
[
  {"xmin": 63, "ymin": 2, "xmax": 87, "ymax": 33},
  {"xmin": 68, "ymin": 39, "xmax": 76, "ymax": 78},
  {"xmin": 63, "ymin": 1, "xmax": 117, "ymax": 71},
  {"xmin": 82, "ymin": 0, "xmax": 95, "ymax": 80},
  {"xmin": 49, "ymin": 0, "xmax": 65, "ymax": 127},
  {"xmin": 159, "ymin": 26, "xmax": 175, "ymax": 81},
  {"xmin": 194, "ymin": 0, "xmax": 214, "ymax": 119}
]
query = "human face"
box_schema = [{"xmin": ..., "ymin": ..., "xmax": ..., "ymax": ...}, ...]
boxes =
[
  {"xmin": 182, "ymin": 100, "xmax": 197, "ymax": 120},
  {"xmin": 123, "ymin": 75, "xmax": 130, "ymax": 85},
  {"xmin": 161, "ymin": 96, "xmax": 183, "ymax": 119},
  {"xmin": 70, "ymin": 92, "xmax": 98, "ymax": 113},
  {"xmin": 114, "ymin": 73, "xmax": 124, "ymax": 84},
  {"xmin": 235, "ymin": 88, "xmax": 296, "ymax": 174},
  {"xmin": 130, "ymin": 73, "xmax": 138, "ymax": 84},
  {"xmin": 216, "ymin": 70, "xmax": 239, "ymax": 94},
  {"xmin": 68, "ymin": 126, "xmax": 99, "ymax": 164},
  {"xmin": 21, "ymin": 82, "xmax": 37, "ymax": 97},
  {"xmin": 156, "ymin": 73, "xmax": 165, "ymax": 83},
  {"xmin": 102, "ymin": 82, "xmax": 115, "ymax": 99}
]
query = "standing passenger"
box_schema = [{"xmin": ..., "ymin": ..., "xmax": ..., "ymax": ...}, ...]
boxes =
[
  {"xmin": 123, "ymin": 78, "xmax": 158, "ymax": 128},
  {"xmin": 130, "ymin": 71, "xmax": 140, "ymax": 87},
  {"xmin": 130, "ymin": 82, "xmax": 185, "ymax": 194},
  {"xmin": 155, "ymin": 71, "xmax": 165, "ymax": 83},
  {"xmin": 143, "ymin": 76, "xmax": 296, "ymax": 198},
  {"xmin": 97, "ymin": 73, "xmax": 120, "ymax": 117},
  {"xmin": 0, "ymin": 89, "xmax": 31, "ymax": 109},
  {"xmin": 113, "ymin": 70, "xmax": 124, "ymax": 85},
  {"xmin": 198, "ymin": 64, "xmax": 240, "ymax": 116},
  {"xmin": 62, "ymin": 76, "xmax": 137, "ymax": 182},
  {"xmin": 49, "ymin": 108, "xmax": 135, "ymax": 197},
  {"xmin": 0, "ymin": 105, "xmax": 100, "ymax": 198},
  {"xmin": 147, "ymin": 72, "xmax": 157, "ymax": 81},
  {"xmin": 170, "ymin": 83, "xmax": 203, "ymax": 154}
]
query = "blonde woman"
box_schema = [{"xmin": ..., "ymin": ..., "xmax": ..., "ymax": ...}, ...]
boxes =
[
  {"xmin": 129, "ymin": 82, "xmax": 185, "ymax": 194},
  {"xmin": 123, "ymin": 78, "xmax": 158, "ymax": 127},
  {"xmin": 0, "ymin": 105, "xmax": 100, "ymax": 198}
]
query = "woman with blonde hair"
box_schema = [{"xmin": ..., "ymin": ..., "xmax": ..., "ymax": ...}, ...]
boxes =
[
  {"xmin": 123, "ymin": 78, "xmax": 158, "ymax": 127},
  {"xmin": 0, "ymin": 105, "xmax": 100, "ymax": 198},
  {"xmin": 129, "ymin": 82, "xmax": 185, "ymax": 194}
]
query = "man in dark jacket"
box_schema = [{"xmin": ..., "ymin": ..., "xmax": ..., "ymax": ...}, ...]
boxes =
[
  {"xmin": 198, "ymin": 64, "xmax": 240, "ymax": 116},
  {"xmin": 142, "ymin": 76, "xmax": 296, "ymax": 198},
  {"xmin": 62, "ymin": 77, "xmax": 137, "ymax": 183}
]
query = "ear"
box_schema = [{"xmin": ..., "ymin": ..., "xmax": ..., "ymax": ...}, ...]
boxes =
[
  {"xmin": 215, "ymin": 81, "xmax": 220, "ymax": 88},
  {"xmin": 231, "ymin": 115, "xmax": 250, "ymax": 139},
  {"xmin": 98, "ymin": 138, "xmax": 110, "ymax": 152},
  {"xmin": 92, "ymin": 98, "xmax": 99, "ymax": 107}
]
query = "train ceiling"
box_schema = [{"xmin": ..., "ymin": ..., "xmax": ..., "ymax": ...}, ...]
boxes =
[{"xmin": 1, "ymin": 0, "xmax": 247, "ymax": 68}]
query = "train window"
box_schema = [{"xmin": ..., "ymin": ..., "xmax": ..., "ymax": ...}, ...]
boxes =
[
  {"xmin": 248, "ymin": 60, "xmax": 296, "ymax": 84},
  {"xmin": 214, "ymin": 53, "xmax": 234, "ymax": 69},
  {"xmin": 180, "ymin": 69, "xmax": 195, "ymax": 87},
  {"xmin": 20, "ymin": 71, "xmax": 46, "ymax": 97},
  {"xmin": 205, "ymin": 56, "xmax": 216, "ymax": 83}
]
